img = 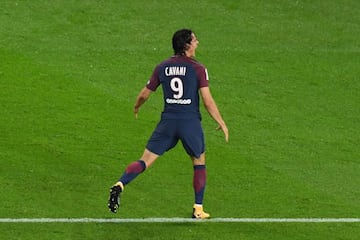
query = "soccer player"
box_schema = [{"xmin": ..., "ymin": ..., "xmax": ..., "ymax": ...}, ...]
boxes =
[{"xmin": 108, "ymin": 29, "xmax": 228, "ymax": 219}]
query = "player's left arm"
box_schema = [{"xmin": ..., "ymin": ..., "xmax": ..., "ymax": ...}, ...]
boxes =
[
  {"xmin": 197, "ymin": 66, "xmax": 228, "ymax": 142},
  {"xmin": 134, "ymin": 87, "xmax": 153, "ymax": 118},
  {"xmin": 200, "ymin": 86, "xmax": 229, "ymax": 142}
]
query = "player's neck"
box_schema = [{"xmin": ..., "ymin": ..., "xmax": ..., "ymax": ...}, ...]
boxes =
[{"xmin": 185, "ymin": 51, "xmax": 195, "ymax": 58}]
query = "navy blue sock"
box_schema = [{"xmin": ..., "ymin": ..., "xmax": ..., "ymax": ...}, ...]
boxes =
[
  {"xmin": 193, "ymin": 165, "xmax": 206, "ymax": 204},
  {"xmin": 119, "ymin": 160, "xmax": 146, "ymax": 185}
]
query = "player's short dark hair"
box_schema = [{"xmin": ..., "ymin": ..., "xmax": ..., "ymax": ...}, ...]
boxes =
[{"xmin": 172, "ymin": 29, "xmax": 193, "ymax": 55}]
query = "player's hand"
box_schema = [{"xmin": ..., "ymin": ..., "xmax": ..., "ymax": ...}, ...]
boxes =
[
  {"xmin": 134, "ymin": 107, "xmax": 139, "ymax": 119},
  {"xmin": 216, "ymin": 124, "xmax": 229, "ymax": 142}
]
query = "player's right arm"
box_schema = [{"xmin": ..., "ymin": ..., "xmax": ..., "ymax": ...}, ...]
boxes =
[
  {"xmin": 134, "ymin": 65, "xmax": 160, "ymax": 118},
  {"xmin": 199, "ymin": 87, "xmax": 229, "ymax": 142},
  {"xmin": 134, "ymin": 87, "xmax": 152, "ymax": 118}
]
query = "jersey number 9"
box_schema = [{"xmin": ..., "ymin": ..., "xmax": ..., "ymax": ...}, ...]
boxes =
[{"xmin": 170, "ymin": 77, "xmax": 184, "ymax": 99}]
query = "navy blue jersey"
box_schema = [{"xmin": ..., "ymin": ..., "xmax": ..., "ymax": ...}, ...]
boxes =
[{"xmin": 146, "ymin": 55, "xmax": 209, "ymax": 119}]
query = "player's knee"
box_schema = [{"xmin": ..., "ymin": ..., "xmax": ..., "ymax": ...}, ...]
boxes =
[
  {"xmin": 141, "ymin": 149, "xmax": 159, "ymax": 168},
  {"xmin": 192, "ymin": 153, "xmax": 205, "ymax": 165}
]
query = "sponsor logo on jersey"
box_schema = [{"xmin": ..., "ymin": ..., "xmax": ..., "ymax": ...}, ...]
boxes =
[{"xmin": 166, "ymin": 98, "xmax": 192, "ymax": 104}]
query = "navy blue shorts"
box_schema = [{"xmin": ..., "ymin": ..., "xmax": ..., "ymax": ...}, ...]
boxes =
[{"xmin": 146, "ymin": 118, "xmax": 205, "ymax": 158}]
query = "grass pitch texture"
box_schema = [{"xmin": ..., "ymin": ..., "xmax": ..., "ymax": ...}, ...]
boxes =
[{"xmin": 0, "ymin": 0, "xmax": 359, "ymax": 239}]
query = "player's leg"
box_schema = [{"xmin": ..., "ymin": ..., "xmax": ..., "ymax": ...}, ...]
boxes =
[
  {"xmin": 191, "ymin": 153, "xmax": 210, "ymax": 219},
  {"xmin": 108, "ymin": 119, "xmax": 177, "ymax": 213},
  {"xmin": 117, "ymin": 149, "xmax": 159, "ymax": 186},
  {"xmin": 192, "ymin": 153, "xmax": 206, "ymax": 205},
  {"xmin": 179, "ymin": 119, "xmax": 210, "ymax": 219},
  {"xmin": 108, "ymin": 149, "xmax": 159, "ymax": 213}
]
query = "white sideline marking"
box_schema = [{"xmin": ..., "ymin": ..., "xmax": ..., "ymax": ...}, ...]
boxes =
[{"xmin": 0, "ymin": 218, "xmax": 359, "ymax": 223}]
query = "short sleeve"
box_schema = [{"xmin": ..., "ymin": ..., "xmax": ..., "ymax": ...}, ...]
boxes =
[
  {"xmin": 146, "ymin": 65, "xmax": 161, "ymax": 91},
  {"xmin": 197, "ymin": 66, "xmax": 209, "ymax": 88}
]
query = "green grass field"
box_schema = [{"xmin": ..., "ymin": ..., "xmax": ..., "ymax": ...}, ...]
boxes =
[{"xmin": 1, "ymin": 0, "xmax": 359, "ymax": 239}]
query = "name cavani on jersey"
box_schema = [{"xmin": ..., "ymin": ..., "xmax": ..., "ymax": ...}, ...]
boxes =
[{"xmin": 165, "ymin": 66, "xmax": 186, "ymax": 76}]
